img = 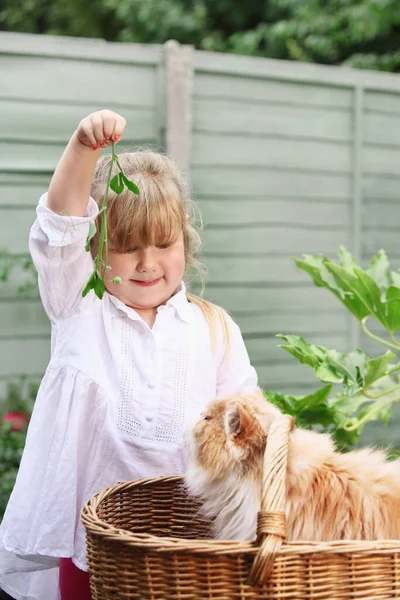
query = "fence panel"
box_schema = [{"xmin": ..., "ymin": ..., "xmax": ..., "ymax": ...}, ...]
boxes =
[{"xmin": 2, "ymin": 33, "xmax": 400, "ymax": 443}]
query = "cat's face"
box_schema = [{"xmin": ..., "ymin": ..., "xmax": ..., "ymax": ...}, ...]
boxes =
[{"xmin": 184, "ymin": 390, "xmax": 279, "ymax": 496}]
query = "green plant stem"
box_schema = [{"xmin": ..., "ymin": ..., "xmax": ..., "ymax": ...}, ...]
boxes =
[
  {"xmin": 363, "ymin": 382, "xmax": 400, "ymax": 401},
  {"xmin": 343, "ymin": 395, "xmax": 400, "ymax": 431},
  {"xmin": 114, "ymin": 156, "xmax": 124, "ymax": 173},
  {"xmin": 96, "ymin": 143, "xmax": 116, "ymax": 273},
  {"xmin": 361, "ymin": 317, "xmax": 400, "ymax": 351},
  {"xmin": 83, "ymin": 143, "xmax": 139, "ymax": 297},
  {"xmin": 390, "ymin": 331, "xmax": 400, "ymax": 346}
]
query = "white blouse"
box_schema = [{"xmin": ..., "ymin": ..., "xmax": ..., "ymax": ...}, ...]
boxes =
[{"xmin": 0, "ymin": 193, "xmax": 258, "ymax": 600}]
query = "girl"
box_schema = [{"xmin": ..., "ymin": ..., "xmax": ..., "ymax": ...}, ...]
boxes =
[{"xmin": 0, "ymin": 110, "xmax": 258, "ymax": 600}]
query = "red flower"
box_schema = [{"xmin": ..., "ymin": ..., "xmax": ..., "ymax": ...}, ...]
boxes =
[{"xmin": 2, "ymin": 412, "xmax": 29, "ymax": 432}]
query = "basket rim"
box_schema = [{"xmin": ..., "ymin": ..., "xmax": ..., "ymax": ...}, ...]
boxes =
[{"xmin": 81, "ymin": 474, "xmax": 400, "ymax": 557}]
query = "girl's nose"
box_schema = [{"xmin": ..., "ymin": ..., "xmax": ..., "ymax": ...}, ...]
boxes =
[{"xmin": 137, "ymin": 247, "xmax": 158, "ymax": 271}]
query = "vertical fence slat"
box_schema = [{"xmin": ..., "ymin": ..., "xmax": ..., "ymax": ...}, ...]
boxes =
[
  {"xmin": 164, "ymin": 40, "xmax": 194, "ymax": 177},
  {"xmin": 155, "ymin": 58, "xmax": 166, "ymax": 150},
  {"xmin": 349, "ymin": 84, "xmax": 364, "ymax": 351}
]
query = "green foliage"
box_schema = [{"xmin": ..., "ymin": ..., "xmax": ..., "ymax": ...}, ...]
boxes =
[
  {"xmin": 82, "ymin": 142, "xmax": 140, "ymax": 300},
  {"xmin": 0, "ymin": 378, "xmax": 38, "ymax": 417},
  {"xmin": 294, "ymin": 248, "xmax": 400, "ymax": 336},
  {"xmin": 267, "ymin": 247, "xmax": 400, "ymax": 450},
  {"xmin": 0, "ymin": 379, "xmax": 37, "ymax": 521},
  {"xmin": 0, "ymin": 424, "xmax": 26, "ymax": 521},
  {"xmin": 0, "ymin": 259, "xmax": 38, "ymax": 524},
  {"xmin": 262, "ymin": 0, "xmax": 400, "ymax": 71},
  {"xmin": 1, "ymin": 0, "xmax": 400, "ymax": 72}
]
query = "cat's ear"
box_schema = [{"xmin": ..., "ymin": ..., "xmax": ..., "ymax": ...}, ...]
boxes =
[{"xmin": 225, "ymin": 404, "xmax": 251, "ymax": 438}]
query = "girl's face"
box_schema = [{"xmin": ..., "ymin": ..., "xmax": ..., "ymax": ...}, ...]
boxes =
[{"xmin": 105, "ymin": 232, "xmax": 186, "ymax": 326}]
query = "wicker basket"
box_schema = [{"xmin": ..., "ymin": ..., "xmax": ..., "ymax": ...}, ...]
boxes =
[{"xmin": 81, "ymin": 414, "xmax": 400, "ymax": 599}]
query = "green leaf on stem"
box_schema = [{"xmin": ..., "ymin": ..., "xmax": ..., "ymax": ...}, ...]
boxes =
[
  {"xmin": 121, "ymin": 174, "xmax": 140, "ymax": 195},
  {"xmin": 294, "ymin": 254, "xmax": 345, "ymax": 296},
  {"xmin": 323, "ymin": 262, "xmax": 372, "ymax": 321},
  {"xmin": 338, "ymin": 245, "xmax": 359, "ymax": 272},
  {"xmin": 82, "ymin": 270, "xmax": 105, "ymax": 299},
  {"xmin": 294, "ymin": 253, "xmax": 369, "ymax": 321},
  {"xmin": 94, "ymin": 276, "xmax": 105, "ymax": 299},
  {"xmin": 385, "ymin": 286, "xmax": 400, "ymax": 334},
  {"xmin": 364, "ymin": 351, "xmax": 397, "ymax": 388},
  {"xmin": 275, "ymin": 330, "xmax": 400, "ymax": 444},
  {"xmin": 264, "ymin": 385, "xmax": 334, "ymax": 428},
  {"xmin": 110, "ymin": 172, "xmax": 124, "ymax": 194},
  {"xmin": 365, "ymin": 249, "xmax": 391, "ymax": 288},
  {"xmin": 357, "ymin": 398, "xmax": 392, "ymax": 428},
  {"xmin": 353, "ymin": 267, "xmax": 390, "ymax": 329},
  {"xmin": 391, "ymin": 271, "xmax": 400, "ymax": 287},
  {"xmin": 295, "ymin": 247, "xmax": 400, "ymax": 335},
  {"xmin": 276, "ymin": 334, "xmax": 325, "ymax": 369},
  {"xmin": 85, "ymin": 220, "xmax": 97, "ymax": 252},
  {"xmin": 82, "ymin": 271, "xmax": 97, "ymax": 297},
  {"xmin": 291, "ymin": 385, "xmax": 335, "ymax": 427},
  {"xmin": 277, "ymin": 334, "xmax": 368, "ymax": 395}
]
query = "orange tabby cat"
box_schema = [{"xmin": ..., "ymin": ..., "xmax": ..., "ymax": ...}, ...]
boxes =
[{"xmin": 184, "ymin": 389, "xmax": 400, "ymax": 541}]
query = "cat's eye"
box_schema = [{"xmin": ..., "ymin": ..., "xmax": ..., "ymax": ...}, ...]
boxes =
[{"xmin": 203, "ymin": 415, "xmax": 212, "ymax": 421}]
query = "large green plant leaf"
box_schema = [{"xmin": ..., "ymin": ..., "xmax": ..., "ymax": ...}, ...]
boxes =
[
  {"xmin": 364, "ymin": 351, "xmax": 398, "ymax": 388},
  {"xmin": 264, "ymin": 385, "xmax": 334, "ymax": 428},
  {"xmin": 365, "ymin": 249, "xmax": 391, "ymax": 288},
  {"xmin": 277, "ymin": 334, "xmax": 367, "ymax": 393},
  {"xmin": 295, "ymin": 247, "xmax": 400, "ymax": 335},
  {"xmin": 277, "ymin": 335, "xmax": 400, "ymax": 395},
  {"xmin": 324, "ymin": 262, "xmax": 376, "ymax": 321},
  {"xmin": 386, "ymin": 286, "xmax": 400, "ymax": 333},
  {"xmin": 294, "ymin": 252, "xmax": 370, "ymax": 321}
]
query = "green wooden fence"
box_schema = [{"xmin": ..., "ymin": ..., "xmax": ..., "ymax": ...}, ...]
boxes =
[{"xmin": 1, "ymin": 32, "xmax": 400, "ymax": 442}]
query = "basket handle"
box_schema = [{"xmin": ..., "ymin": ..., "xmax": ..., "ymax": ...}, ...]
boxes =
[{"xmin": 248, "ymin": 413, "xmax": 295, "ymax": 586}]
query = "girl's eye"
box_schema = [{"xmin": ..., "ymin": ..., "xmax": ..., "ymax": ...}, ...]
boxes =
[
  {"xmin": 126, "ymin": 248, "xmax": 138, "ymax": 254},
  {"xmin": 156, "ymin": 243, "xmax": 172, "ymax": 249}
]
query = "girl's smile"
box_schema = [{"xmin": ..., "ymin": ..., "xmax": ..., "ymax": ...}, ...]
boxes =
[{"xmin": 131, "ymin": 277, "xmax": 162, "ymax": 287}]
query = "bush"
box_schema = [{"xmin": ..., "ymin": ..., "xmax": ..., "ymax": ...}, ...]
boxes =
[
  {"xmin": 265, "ymin": 247, "xmax": 400, "ymax": 451},
  {"xmin": 0, "ymin": 379, "xmax": 37, "ymax": 521}
]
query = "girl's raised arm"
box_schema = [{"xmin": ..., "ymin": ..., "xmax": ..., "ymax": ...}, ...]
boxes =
[{"xmin": 47, "ymin": 110, "xmax": 126, "ymax": 216}]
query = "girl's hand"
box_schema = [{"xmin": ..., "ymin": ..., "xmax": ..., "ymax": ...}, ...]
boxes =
[{"xmin": 76, "ymin": 110, "xmax": 127, "ymax": 150}]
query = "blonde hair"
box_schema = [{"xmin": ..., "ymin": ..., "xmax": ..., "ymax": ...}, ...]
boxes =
[{"xmin": 90, "ymin": 150, "xmax": 230, "ymax": 350}]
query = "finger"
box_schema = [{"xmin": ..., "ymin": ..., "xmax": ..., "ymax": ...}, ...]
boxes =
[
  {"xmin": 91, "ymin": 113, "xmax": 105, "ymax": 148},
  {"xmin": 77, "ymin": 117, "xmax": 97, "ymax": 149},
  {"xmin": 110, "ymin": 114, "xmax": 127, "ymax": 144},
  {"xmin": 102, "ymin": 111, "xmax": 117, "ymax": 144}
]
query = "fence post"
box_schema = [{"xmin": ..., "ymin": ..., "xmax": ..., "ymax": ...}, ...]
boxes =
[
  {"xmin": 349, "ymin": 84, "xmax": 364, "ymax": 351},
  {"xmin": 164, "ymin": 40, "xmax": 194, "ymax": 178}
]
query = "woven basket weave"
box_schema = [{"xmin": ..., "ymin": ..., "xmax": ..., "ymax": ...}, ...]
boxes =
[{"xmin": 81, "ymin": 414, "xmax": 400, "ymax": 599}]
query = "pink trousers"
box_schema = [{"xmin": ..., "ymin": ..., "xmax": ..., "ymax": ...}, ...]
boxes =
[{"xmin": 59, "ymin": 558, "xmax": 92, "ymax": 600}]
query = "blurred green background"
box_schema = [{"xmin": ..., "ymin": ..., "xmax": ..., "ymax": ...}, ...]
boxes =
[{"xmin": 1, "ymin": 0, "xmax": 400, "ymax": 72}]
